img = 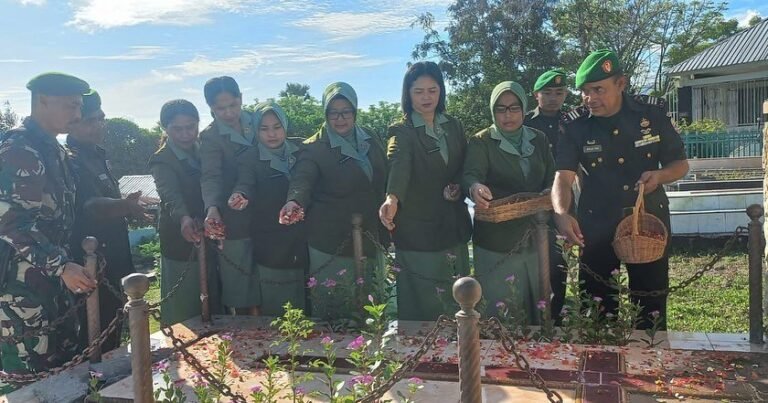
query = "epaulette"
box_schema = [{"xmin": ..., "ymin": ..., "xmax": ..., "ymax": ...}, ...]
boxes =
[
  {"xmin": 561, "ymin": 106, "xmax": 589, "ymax": 124},
  {"xmin": 633, "ymin": 94, "xmax": 667, "ymax": 110}
]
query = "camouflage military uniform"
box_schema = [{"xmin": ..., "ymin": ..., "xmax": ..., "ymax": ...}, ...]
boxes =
[{"xmin": 0, "ymin": 117, "xmax": 80, "ymax": 373}]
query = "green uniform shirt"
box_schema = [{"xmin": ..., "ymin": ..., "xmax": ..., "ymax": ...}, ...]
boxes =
[
  {"xmin": 462, "ymin": 127, "xmax": 555, "ymax": 252},
  {"xmin": 386, "ymin": 114, "xmax": 472, "ymax": 251}
]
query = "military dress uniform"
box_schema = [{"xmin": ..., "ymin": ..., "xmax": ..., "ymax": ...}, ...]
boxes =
[
  {"xmin": 67, "ymin": 135, "xmax": 134, "ymax": 351},
  {"xmin": 199, "ymin": 111, "xmax": 260, "ymax": 310},
  {"xmin": 557, "ymin": 93, "xmax": 685, "ymax": 328}
]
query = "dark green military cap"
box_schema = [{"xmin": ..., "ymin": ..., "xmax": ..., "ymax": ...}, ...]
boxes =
[
  {"xmin": 26, "ymin": 72, "xmax": 90, "ymax": 96},
  {"xmin": 81, "ymin": 89, "xmax": 102, "ymax": 116},
  {"xmin": 533, "ymin": 69, "xmax": 567, "ymax": 92},
  {"xmin": 575, "ymin": 49, "xmax": 622, "ymax": 88}
]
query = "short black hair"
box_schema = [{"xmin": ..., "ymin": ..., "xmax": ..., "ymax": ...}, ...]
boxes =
[
  {"xmin": 160, "ymin": 99, "xmax": 199, "ymax": 128},
  {"xmin": 203, "ymin": 76, "xmax": 241, "ymax": 106},
  {"xmin": 401, "ymin": 61, "xmax": 447, "ymax": 119}
]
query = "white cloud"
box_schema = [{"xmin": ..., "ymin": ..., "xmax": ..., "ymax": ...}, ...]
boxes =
[
  {"xmin": 735, "ymin": 9, "xmax": 762, "ymax": 27},
  {"xmin": 61, "ymin": 46, "xmax": 166, "ymax": 61},
  {"xmin": 0, "ymin": 59, "xmax": 32, "ymax": 63},
  {"xmin": 13, "ymin": 0, "xmax": 46, "ymax": 6},
  {"xmin": 68, "ymin": 0, "xmax": 319, "ymax": 32}
]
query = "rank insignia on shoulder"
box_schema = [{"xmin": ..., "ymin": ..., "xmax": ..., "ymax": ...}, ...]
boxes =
[
  {"xmin": 634, "ymin": 94, "xmax": 667, "ymax": 110},
  {"xmin": 562, "ymin": 106, "xmax": 589, "ymax": 124}
]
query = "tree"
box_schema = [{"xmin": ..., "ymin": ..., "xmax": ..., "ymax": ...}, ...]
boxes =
[
  {"xmin": 279, "ymin": 83, "xmax": 311, "ymax": 99},
  {"xmin": 413, "ymin": 0, "xmax": 560, "ymax": 135},
  {"xmin": 275, "ymin": 95, "xmax": 324, "ymax": 138},
  {"xmin": 103, "ymin": 118, "xmax": 161, "ymax": 178},
  {"xmin": 0, "ymin": 101, "xmax": 18, "ymax": 135},
  {"xmin": 748, "ymin": 15, "xmax": 763, "ymax": 27},
  {"xmin": 357, "ymin": 101, "xmax": 402, "ymax": 140}
]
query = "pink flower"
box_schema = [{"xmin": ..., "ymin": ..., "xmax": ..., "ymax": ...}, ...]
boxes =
[
  {"xmin": 351, "ymin": 374, "xmax": 374, "ymax": 385},
  {"xmin": 321, "ymin": 336, "xmax": 333, "ymax": 346},
  {"xmin": 610, "ymin": 269, "xmax": 620, "ymax": 277},
  {"xmin": 346, "ymin": 335, "xmax": 366, "ymax": 350},
  {"xmin": 391, "ymin": 265, "xmax": 402, "ymax": 273},
  {"xmin": 152, "ymin": 360, "xmax": 170, "ymax": 372},
  {"xmin": 435, "ymin": 287, "xmax": 445, "ymax": 295},
  {"xmin": 593, "ymin": 296, "xmax": 603, "ymax": 303},
  {"xmin": 505, "ymin": 275, "xmax": 516, "ymax": 283},
  {"xmin": 368, "ymin": 294, "xmax": 374, "ymax": 303},
  {"xmin": 408, "ymin": 377, "xmax": 423, "ymax": 384},
  {"xmin": 356, "ymin": 277, "xmax": 365, "ymax": 285},
  {"xmin": 337, "ymin": 269, "xmax": 347, "ymax": 276},
  {"xmin": 322, "ymin": 278, "xmax": 337, "ymax": 288},
  {"xmin": 294, "ymin": 387, "xmax": 306, "ymax": 396},
  {"xmin": 495, "ymin": 301, "xmax": 506, "ymax": 310},
  {"xmin": 650, "ymin": 310, "xmax": 660, "ymax": 319},
  {"xmin": 89, "ymin": 371, "xmax": 104, "ymax": 379},
  {"xmin": 446, "ymin": 252, "xmax": 457, "ymax": 261},
  {"xmin": 220, "ymin": 332, "xmax": 233, "ymax": 341},
  {"xmin": 307, "ymin": 277, "xmax": 317, "ymax": 288},
  {"xmin": 536, "ymin": 299, "xmax": 547, "ymax": 310},
  {"xmin": 250, "ymin": 385, "xmax": 262, "ymax": 394}
]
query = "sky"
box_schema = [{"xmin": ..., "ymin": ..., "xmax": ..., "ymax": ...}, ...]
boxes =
[{"xmin": 0, "ymin": 0, "xmax": 766, "ymax": 129}]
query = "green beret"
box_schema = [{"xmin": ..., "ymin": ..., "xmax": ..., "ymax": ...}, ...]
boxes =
[
  {"xmin": 26, "ymin": 72, "xmax": 90, "ymax": 96},
  {"xmin": 575, "ymin": 49, "xmax": 622, "ymax": 88},
  {"xmin": 81, "ymin": 89, "xmax": 102, "ymax": 116},
  {"xmin": 533, "ymin": 69, "xmax": 567, "ymax": 92}
]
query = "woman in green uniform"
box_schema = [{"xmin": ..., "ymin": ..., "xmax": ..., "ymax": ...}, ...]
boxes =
[
  {"xmin": 149, "ymin": 99, "xmax": 220, "ymax": 325},
  {"xmin": 379, "ymin": 61, "xmax": 472, "ymax": 321},
  {"xmin": 199, "ymin": 76, "xmax": 261, "ymax": 315},
  {"xmin": 279, "ymin": 82, "xmax": 387, "ymax": 321},
  {"xmin": 462, "ymin": 81, "xmax": 555, "ymax": 324},
  {"xmin": 228, "ymin": 101, "xmax": 308, "ymax": 316}
]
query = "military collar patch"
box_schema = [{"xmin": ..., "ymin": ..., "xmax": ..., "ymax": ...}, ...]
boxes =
[{"xmin": 562, "ymin": 106, "xmax": 590, "ymax": 124}]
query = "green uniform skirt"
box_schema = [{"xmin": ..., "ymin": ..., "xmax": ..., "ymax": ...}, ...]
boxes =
[
  {"xmin": 395, "ymin": 244, "xmax": 470, "ymax": 321},
  {"xmin": 473, "ymin": 245, "xmax": 541, "ymax": 324},
  {"xmin": 306, "ymin": 246, "xmax": 384, "ymax": 320},
  {"xmin": 258, "ymin": 264, "xmax": 307, "ymax": 316},
  {"xmin": 218, "ymin": 238, "xmax": 261, "ymax": 308},
  {"xmin": 160, "ymin": 255, "xmax": 221, "ymax": 326}
]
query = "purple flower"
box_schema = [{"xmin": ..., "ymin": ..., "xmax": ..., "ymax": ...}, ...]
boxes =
[
  {"xmin": 408, "ymin": 377, "xmax": 423, "ymax": 384},
  {"xmin": 346, "ymin": 335, "xmax": 366, "ymax": 350},
  {"xmin": 505, "ymin": 274, "xmax": 516, "ymax": 283},
  {"xmin": 307, "ymin": 277, "xmax": 318, "ymax": 288},
  {"xmin": 435, "ymin": 287, "xmax": 445, "ymax": 295},
  {"xmin": 250, "ymin": 385, "xmax": 262, "ymax": 394},
  {"xmin": 495, "ymin": 301, "xmax": 506, "ymax": 310},
  {"xmin": 89, "ymin": 370, "xmax": 104, "ymax": 379},
  {"xmin": 536, "ymin": 299, "xmax": 547, "ymax": 310},
  {"xmin": 610, "ymin": 269, "xmax": 620, "ymax": 277},
  {"xmin": 322, "ymin": 278, "xmax": 337, "ymax": 288},
  {"xmin": 368, "ymin": 294, "xmax": 374, "ymax": 303},
  {"xmin": 391, "ymin": 265, "xmax": 402, "ymax": 273},
  {"xmin": 220, "ymin": 332, "xmax": 233, "ymax": 341},
  {"xmin": 321, "ymin": 336, "xmax": 333, "ymax": 346},
  {"xmin": 294, "ymin": 386, "xmax": 306, "ymax": 396},
  {"xmin": 351, "ymin": 374, "xmax": 374, "ymax": 385},
  {"xmin": 357, "ymin": 277, "xmax": 365, "ymax": 285},
  {"xmin": 337, "ymin": 269, "xmax": 347, "ymax": 276},
  {"xmin": 650, "ymin": 310, "xmax": 660, "ymax": 319},
  {"xmin": 152, "ymin": 360, "xmax": 170, "ymax": 372},
  {"xmin": 592, "ymin": 296, "xmax": 603, "ymax": 303}
]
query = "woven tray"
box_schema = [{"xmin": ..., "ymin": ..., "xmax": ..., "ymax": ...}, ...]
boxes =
[
  {"xmin": 474, "ymin": 192, "xmax": 552, "ymax": 223},
  {"xmin": 612, "ymin": 183, "xmax": 669, "ymax": 264}
]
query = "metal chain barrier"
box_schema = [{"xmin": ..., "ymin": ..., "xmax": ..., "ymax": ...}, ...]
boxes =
[
  {"xmin": 97, "ymin": 255, "xmax": 128, "ymax": 304},
  {"xmin": 364, "ymin": 231, "xmax": 458, "ymax": 284},
  {"xmin": 357, "ymin": 315, "xmax": 456, "ymax": 403},
  {"xmin": 579, "ymin": 225, "xmax": 747, "ymax": 297},
  {"xmin": 482, "ymin": 317, "xmax": 564, "ymax": 403},
  {"xmin": 148, "ymin": 247, "xmax": 197, "ymax": 309},
  {"xmin": 215, "ymin": 237, "xmax": 351, "ymax": 285},
  {"xmin": 0, "ymin": 308, "xmax": 124, "ymax": 384},
  {"xmin": 151, "ymin": 309, "xmax": 249, "ymax": 403}
]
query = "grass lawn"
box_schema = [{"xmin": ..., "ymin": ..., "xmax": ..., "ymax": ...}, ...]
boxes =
[{"xmin": 666, "ymin": 237, "xmax": 750, "ymax": 333}]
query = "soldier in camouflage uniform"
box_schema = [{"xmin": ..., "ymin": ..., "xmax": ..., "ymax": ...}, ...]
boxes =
[{"xmin": 0, "ymin": 73, "xmax": 98, "ymax": 375}]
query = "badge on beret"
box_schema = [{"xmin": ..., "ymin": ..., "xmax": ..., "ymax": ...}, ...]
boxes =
[
  {"xmin": 602, "ymin": 60, "xmax": 612, "ymax": 73},
  {"xmin": 640, "ymin": 118, "xmax": 650, "ymax": 128},
  {"xmin": 555, "ymin": 76, "xmax": 562, "ymax": 85}
]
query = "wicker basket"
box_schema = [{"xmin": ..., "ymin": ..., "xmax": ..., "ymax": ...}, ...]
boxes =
[
  {"xmin": 474, "ymin": 192, "xmax": 553, "ymax": 223},
  {"xmin": 612, "ymin": 183, "xmax": 668, "ymax": 264}
]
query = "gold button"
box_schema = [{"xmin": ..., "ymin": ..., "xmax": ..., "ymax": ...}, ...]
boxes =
[
  {"xmin": 597, "ymin": 157, "xmax": 603, "ymax": 162},
  {"xmin": 618, "ymin": 157, "xmax": 625, "ymax": 164},
  {"xmin": 613, "ymin": 129, "xmax": 619, "ymax": 136},
  {"xmin": 591, "ymin": 162, "xmax": 596, "ymax": 167},
  {"xmin": 646, "ymin": 153, "xmax": 652, "ymax": 158},
  {"xmin": 623, "ymin": 185, "xmax": 630, "ymax": 190}
]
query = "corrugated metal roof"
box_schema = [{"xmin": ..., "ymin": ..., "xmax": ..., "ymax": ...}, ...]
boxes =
[
  {"xmin": 668, "ymin": 18, "xmax": 768, "ymax": 75},
  {"xmin": 118, "ymin": 175, "xmax": 160, "ymax": 204}
]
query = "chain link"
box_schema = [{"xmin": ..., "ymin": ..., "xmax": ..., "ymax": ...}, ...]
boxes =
[
  {"xmin": 0, "ymin": 308, "xmax": 124, "ymax": 384},
  {"xmin": 96, "ymin": 255, "xmax": 128, "ymax": 304},
  {"xmin": 148, "ymin": 247, "xmax": 197, "ymax": 309},
  {"xmin": 357, "ymin": 316, "xmax": 456, "ymax": 403},
  {"xmin": 151, "ymin": 309, "xmax": 248, "ymax": 402},
  {"xmin": 482, "ymin": 317, "xmax": 564, "ymax": 403},
  {"xmin": 579, "ymin": 226, "xmax": 747, "ymax": 297}
]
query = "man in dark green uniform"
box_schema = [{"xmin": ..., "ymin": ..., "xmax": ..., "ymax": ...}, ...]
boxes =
[
  {"xmin": 67, "ymin": 90, "xmax": 143, "ymax": 352},
  {"xmin": 0, "ymin": 73, "xmax": 98, "ymax": 376},
  {"xmin": 552, "ymin": 50, "xmax": 688, "ymax": 329},
  {"xmin": 524, "ymin": 69, "xmax": 568, "ymax": 153},
  {"xmin": 524, "ymin": 69, "xmax": 569, "ymax": 321}
]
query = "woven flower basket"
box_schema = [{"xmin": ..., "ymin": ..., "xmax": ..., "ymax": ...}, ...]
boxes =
[
  {"xmin": 612, "ymin": 183, "xmax": 668, "ymax": 264},
  {"xmin": 474, "ymin": 192, "xmax": 552, "ymax": 223}
]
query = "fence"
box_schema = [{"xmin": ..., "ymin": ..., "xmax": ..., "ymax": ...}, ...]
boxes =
[{"xmin": 683, "ymin": 127, "xmax": 763, "ymax": 158}]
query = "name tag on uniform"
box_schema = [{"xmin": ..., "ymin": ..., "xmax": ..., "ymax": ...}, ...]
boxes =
[
  {"xmin": 98, "ymin": 173, "xmax": 109, "ymax": 180},
  {"xmin": 583, "ymin": 144, "xmax": 602, "ymax": 153},
  {"xmin": 634, "ymin": 135, "xmax": 660, "ymax": 148}
]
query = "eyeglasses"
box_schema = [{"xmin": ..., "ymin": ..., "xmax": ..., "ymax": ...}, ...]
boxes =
[
  {"xmin": 327, "ymin": 109, "xmax": 355, "ymax": 120},
  {"xmin": 494, "ymin": 104, "xmax": 523, "ymax": 114}
]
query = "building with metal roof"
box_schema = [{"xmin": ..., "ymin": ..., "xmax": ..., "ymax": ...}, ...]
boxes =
[
  {"xmin": 118, "ymin": 174, "xmax": 160, "ymax": 207},
  {"xmin": 667, "ymin": 18, "xmax": 768, "ymax": 130}
]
